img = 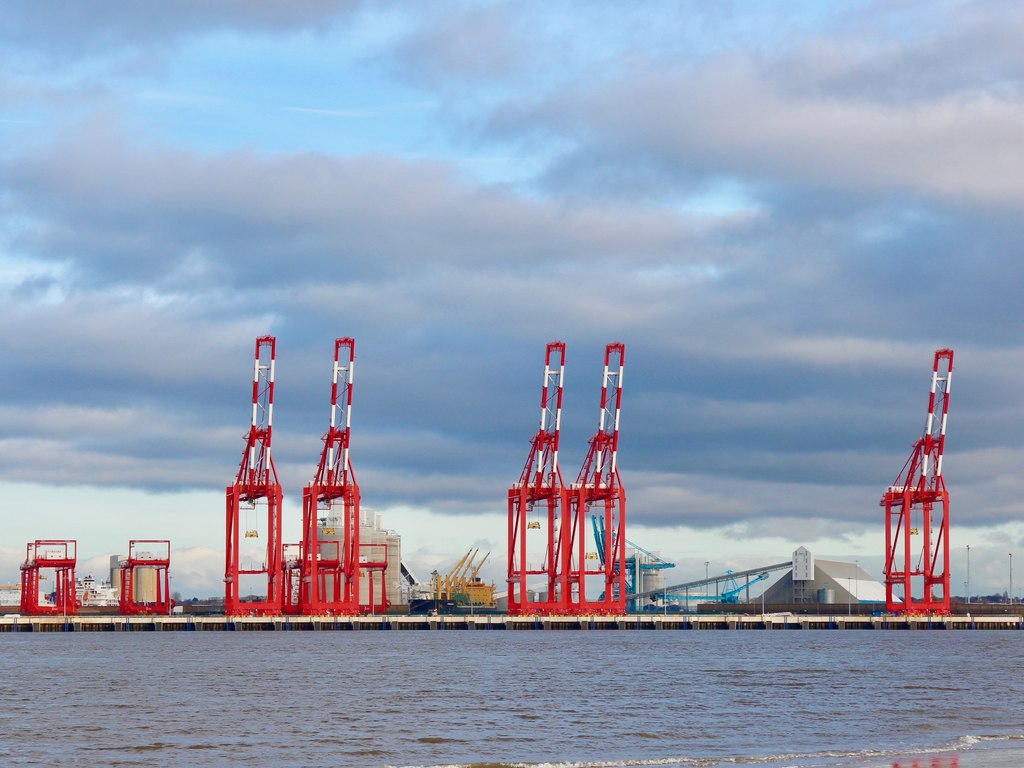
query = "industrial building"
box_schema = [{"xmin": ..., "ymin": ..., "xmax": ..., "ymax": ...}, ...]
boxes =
[{"xmin": 760, "ymin": 547, "xmax": 886, "ymax": 605}]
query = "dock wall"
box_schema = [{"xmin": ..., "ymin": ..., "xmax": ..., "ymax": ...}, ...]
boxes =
[{"xmin": 1, "ymin": 614, "xmax": 1022, "ymax": 632}]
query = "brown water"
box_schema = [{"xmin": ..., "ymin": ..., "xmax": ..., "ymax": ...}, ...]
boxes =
[{"xmin": 1, "ymin": 631, "xmax": 1022, "ymax": 767}]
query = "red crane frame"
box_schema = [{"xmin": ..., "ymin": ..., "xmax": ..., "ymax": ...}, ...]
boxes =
[
  {"xmin": 508, "ymin": 342, "xmax": 571, "ymax": 615},
  {"xmin": 361, "ymin": 542, "xmax": 390, "ymax": 615},
  {"xmin": 282, "ymin": 542, "xmax": 302, "ymax": 613},
  {"xmin": 299, "ymin": 338, "xmax": 366, "ymax": 615},
  {"xmin": 20, "ymin": 540, "xmax": 78, "ymax": 616},
  {"xmin": 569, "ymin": 343, "xmax": 627, "ymax": 615},
  {"xmin": 225, "ymin": 336, "xmax": 284, "ymax": 616},
  {"xmin": 882, "ymin": 348, "xmax": 954, "ymax": 614},
  {"xmin": 119, "ymin": 539, "xmax": 172, "ymax": 616}
]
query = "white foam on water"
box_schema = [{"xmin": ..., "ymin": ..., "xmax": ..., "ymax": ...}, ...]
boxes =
[{"xmin": 385, "ymin": 736, "xmax": 1024, "ymax": 768}]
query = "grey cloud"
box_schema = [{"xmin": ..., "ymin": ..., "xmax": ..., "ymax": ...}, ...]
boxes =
[
  {"xmin": 449, "ymin": 4, "xmax": 1024, "ymax": 212},
  {"xmin": 4, "ymin": 122, "xmax": 713, "ymax": 293},
  {"xmin": 2, "ymin": 1, "xmax": 364, "ymax": 60},
  {"xmin": 509, "ymin": 59, "xmax": 1024, "ymax": 211},
  {"xmin": 795, "ymin": 1, "xmax": 1024, "ymax": 104},
  {"xmin": 392, "ymin": 6, "xmax": 534, "ymax": 87}
]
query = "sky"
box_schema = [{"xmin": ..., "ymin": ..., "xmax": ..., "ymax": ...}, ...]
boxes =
[{"xmin": 2, "ymin": 0, "xmax": 1023, "ymax": 600}]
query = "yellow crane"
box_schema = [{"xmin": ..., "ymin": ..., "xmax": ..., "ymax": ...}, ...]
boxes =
[
  {"xmin": 433, "ymin": 549, "xmax": 473, "ymax": 601},
  {"xmin": 467, "ymin": 551, "xmax": 490, "ymax": 584},
  {"xmin": 431, "ymin": 549, "xmax": 496, "ymax": 608},
  {"xmin": 453, "ymin": 548, "xmax": 479, "ymax": 587},
  {"xmin": 455, "ymin": 550, "xmax": 495, "ymax": 607}
]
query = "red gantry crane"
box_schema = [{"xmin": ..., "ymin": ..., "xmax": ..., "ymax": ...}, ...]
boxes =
[
  {"xmin": 508, "ymin": 342, "xmax": 571, "ymax": 615},
  {"xmin": 119, "ymin": 539, "xmax": 172, "ymax": 616},
  {"xmin": 224, "ymin": 336, "xmax": 284, "ymax": 616},
  {"xmin": 298, "ymin": 337, "xmax": 367, "ymax": 615},
  {"xmin": 570, "ymin": 342, "xmax": 627, "ymax": 615},
  {"xmin": 882, "ymin": 348, "xmax": 954, "ymax": 615},
  {"xmin": 20, "ymin": 539, "xmax": 77, "ymax": 616}
]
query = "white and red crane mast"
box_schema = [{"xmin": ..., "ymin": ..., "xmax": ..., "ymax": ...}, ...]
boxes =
[
  {"xmin": 224, "ymin": 335, "xmax": 284, "ymax": 616},
  {"xmin": 300, "ymin": 337, "xmax": 363, "ymax": 615},
  {"xmin": 882, "ymin": 348, "xmax": 954, "ymax": 614},
  {"xmin": 570, "ymin": 342, "xmax": 627, "ymax": 615},
  {"xmin": 507, "ymin": 341, "xmax": 571, "ymax": 615}
]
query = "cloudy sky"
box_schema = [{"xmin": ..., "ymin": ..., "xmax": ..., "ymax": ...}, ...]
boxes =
[{"xmin": 2, "ymin": 0, "xmax": 1022, "ymax": 599}]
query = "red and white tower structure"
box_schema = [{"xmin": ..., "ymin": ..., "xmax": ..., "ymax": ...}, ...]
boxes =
[
  {"xmin": 570, "ymin": 342, "xmax": 627, "ymax": 615},
  {"xmin": 507, "ymin": 342, "xmax": 571, "ymax": 615},
  {"xmin": 119, "ymin": 539, "xmax": 172, "ymax": 616},
  {"xmin": 882, "ymin": 348, "xmax": 954, "ymax": 614},
  {"xmin": 20, "ymin": 540, "xmax": 77, "ymax": 616},
  {"xmin": 298, "ymin": 337, "xmax": 370, "ymax": 615},
  {"xmin": 225, "ymin": 336, "xmax": 284, "ymax": 615}
]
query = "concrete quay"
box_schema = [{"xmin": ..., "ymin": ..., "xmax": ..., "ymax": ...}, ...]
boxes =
[{"xmin": 1, "ymin": 613, "xmax": 1023, "ymax": 632}]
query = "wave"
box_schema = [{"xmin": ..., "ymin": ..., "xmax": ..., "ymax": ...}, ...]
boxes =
[{"xmin": 382, "ymin": 734, "xmax": 1024, "ymax": 768}]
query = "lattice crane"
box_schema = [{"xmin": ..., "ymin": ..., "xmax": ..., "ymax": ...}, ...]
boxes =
[
  {"xmin": 507, "ymin": 342, "xmax": 571, "ymax": 615},
  {"xmin": 299, "ymin": 338, "xmax": 365, "ymax": 615},
  {"xmin": 882, "ymin": 348, "xmax": 954, "ymax": 614},
  {"xmin": 301, "ymin": 339, "xmax": 389, "ymax": 618},
  {"xmin": 570, "ymin": 342, "xmax": 627, "ymax": 615},
  {"xmin": 224, "ymin": 336, "xmax": 284, "ymax": 615}
]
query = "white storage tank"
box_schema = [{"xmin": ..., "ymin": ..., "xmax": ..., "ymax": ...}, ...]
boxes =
[{"xmin": 320, "ymin": 506, "xmax": 403, "ymax": 607}]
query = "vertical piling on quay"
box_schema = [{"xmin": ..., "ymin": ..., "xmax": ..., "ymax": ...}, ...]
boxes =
[{"xmin": 2, "ymin": 612, "xmax": 1023, "ymax": 631}]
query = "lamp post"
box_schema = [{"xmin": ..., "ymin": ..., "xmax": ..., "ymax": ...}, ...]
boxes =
[
  {"xmin": 966, "ymin": 545, "xmax": 971, "ymax": 605},
  {"xmin": 847, "ymin": 567, "xmax": 851, "ymax": 616},
  {"xmin": 854, "ymin": 559, "xmax": 859, "ymax": 615},
  {"xmin": 1010, "ymin": 553, "xmax": 1014, "ymax": 605}
]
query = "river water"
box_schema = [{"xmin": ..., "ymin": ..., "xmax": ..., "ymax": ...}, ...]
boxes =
[{"xmin": 1, "ymin": 630, "xmax": 1021, "ymax": 767}]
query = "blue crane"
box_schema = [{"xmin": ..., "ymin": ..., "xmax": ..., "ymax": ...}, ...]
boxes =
[
  {"xmin": 591, "ymin": 515, "xmax": 674, "ymax": 609},
  {"xmin": 719, "ymin": 570, "xmax": 770, "ymax": 603}
]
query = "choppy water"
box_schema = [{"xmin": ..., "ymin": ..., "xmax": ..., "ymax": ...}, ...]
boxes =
[{"xmin": 1, "ymin": 631, "xmax": 1022, "ymax": 768}]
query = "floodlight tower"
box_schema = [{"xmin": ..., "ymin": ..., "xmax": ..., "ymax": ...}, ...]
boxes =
[
  {"xmin": 507, "ymin": 342, "xmax": 570, "ymax": 615},
  {"xmin": 882, "ymin": 348, "xmax": 954, "ymax": 614},
  {"xmin": 570, "ymin": 342, "xmax": 627, "ymax": 615},
  {"xmin": 299, "ymin": 338, "xmax": 367, "ymax": 615},
  {"xmin": 20, "ymin": 540, "xmax": 78, "ymax": 616},
  {"xmin": 225, "ymin": 336, "xmax": 284, "ymax": 615}
]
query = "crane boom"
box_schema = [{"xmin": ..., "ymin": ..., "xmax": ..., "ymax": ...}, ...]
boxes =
[
  {"xmin": 569, "ymin": 343, "xmax": 627, "ymax": 614},
  {"xmin": 299, "ymin": 338, "xmax": 368, "ymax": 616},
  {"xmin": 225, "ymin": 336, "xmax": 284, "ymax": 616},
  {"xmin": 882, "ymin": 349, "xmax": 954, "ymax": 614},
  {"xmin": 507, "ymin": 342, "xmax": 571, "ymax": 615},
  {"xmin": 470, "ymin": 551, "xmax": 490, "ymax": 581},
  {"xmin": 235, "ymin": 336, "xmax": 279, "ymax": 495}
]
